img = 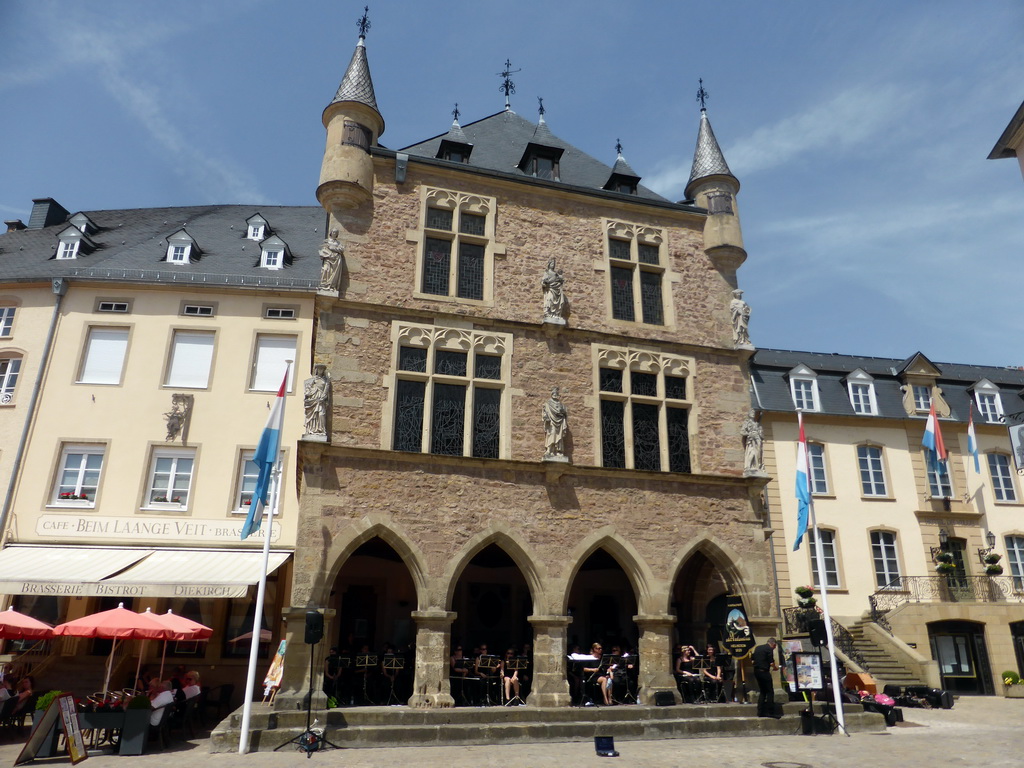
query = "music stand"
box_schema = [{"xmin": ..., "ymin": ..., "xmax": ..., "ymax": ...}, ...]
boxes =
[
  {"xmin": 504, "ymin": 657, "xmax": 528, "ymax": 706},
  {"xmin": 355, "ymin": 654, "xmax": 378, "ymax": 706},
  {"xmin": 692, "ymin": 656, "xmax": 712, "ymax": 704},
  {"xmin": 382, "ymin": 654, "xmax": 405, "ymax": 705},
  {"xmin": 477, "ymin": 655, "xmax": 501, "ymax": 706}
]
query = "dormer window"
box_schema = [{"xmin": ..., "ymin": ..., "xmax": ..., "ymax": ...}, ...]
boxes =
[
  {"xmin": 438, "ymin": 140, "xmax": 472, "ymax": 163},
  {"xmin": 68, "ymin": 213, "xmax": 97, "ymax": 235},
  {"xmin": 165, "ymin": 229, "xmax": 199, "ymax": 265},
  {"xmin": 846, "ymin": 369, "xmax": 877, "ymax": 415},
  {"xmin": 259, "ymin": 235, "xmax": 289, "ymax": 270},
  {"xmin": 57, "ymin": 240, "xmax": 80, "ymax": 260},
  {"xmin": 518, "ymin": 143, "xmax": 563, "ymax": 181},
  {"xmin": 54, "ymin": 225, "xmax": 94, "ymax": 260},
  {"xmin": 913, "ymin": 385, "xmax": 931, "ymax": 412},
  {"xmin": 972, "ymin": 379, "xmax": 1003, "ymax": 423},
  {"xmin": 788, "ymin": 365, "xmax": 820, "ymax": 412},
  {"xmin": 246, "ymin": 213, "xmax": 268, "ymax": 241}
]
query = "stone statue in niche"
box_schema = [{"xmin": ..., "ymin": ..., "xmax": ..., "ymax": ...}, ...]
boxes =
[
  {"xmin": 541, "ymin": 257, "xmax": 567, "ymax": 324},
  {"xmin": 542, "ymin": 386, "xmax": 569, "ymax": 461},
  {"xmin": 730, "ymin": 289, "xmax": 752, "ymax": 347},
  {"xmin": 318, "ymin": 230, "xmax": 344, "ymax": 293},
  {"xmin": 303, "ymin": 363, "xmax": 331, "ymax": 439},
  {"xmin": 164, "ymin": 394, "xmax": 194, "ymax": 443},
  {"xmin": 741, "ymin": 409, "xmax": 765, "ymax": 476}
]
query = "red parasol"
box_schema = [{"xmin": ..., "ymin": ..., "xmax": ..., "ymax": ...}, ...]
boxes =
[
  {"xmin": 0, "ymin": 606, "xmax": 54, "ymax": 640},
  {"xmin": 139, "ymin": 609, "xmax": 213, "ymax": 682}
]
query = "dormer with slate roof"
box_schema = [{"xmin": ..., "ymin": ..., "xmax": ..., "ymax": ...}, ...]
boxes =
[
  {"xmin": 436, "ymin": 116, "xmax": 473, "ymax": 164},
  {"xmin": 897, "ymin": 352, "xmax": 950, "ymax": 417},
  {"xmin": 259, "ymin": 235, "xmax": 290, "ymax": 270},
  {"xmin": 517, "ymin": 114, "xmax": 564, "ymax": 181},
  {"xmin": 164, "ymin": 229, "xmax": 201, "ymax": 265},
  {"xmin": 246, "ymin": 213, "xmax": 268, "ymax": 241},
  {"xmin": 603, "ymin": 147, "xmax": 641, "ymax": 195},
  {"xmin": 970, "ymin": 378, "xmax": 1004, "ymax": 423},
  {"xmin": 787, "ymin": 364, "xmax": 821, "ymax": 412},
  {"xmin": 68, "ymin": 212, "xmax": 98, "ymax": 235},
  {"xmin": 54, "ymin": 224, "xmax": 96, "ymax": 260}
]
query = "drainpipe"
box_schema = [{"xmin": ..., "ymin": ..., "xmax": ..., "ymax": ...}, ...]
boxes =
[{"xmin": 0, "ymin": 278, "xmax": 68, "ymax": 550}]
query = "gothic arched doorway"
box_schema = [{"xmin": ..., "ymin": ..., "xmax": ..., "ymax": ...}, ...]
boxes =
[{"xmin": 672, "ymin": 550, "xmax": 729, "ymax": 650}]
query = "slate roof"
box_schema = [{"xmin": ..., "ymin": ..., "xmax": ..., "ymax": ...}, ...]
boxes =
[
  {"xmin": 751, "ymin": 348, "xmax": 1024, "ymax": 425},
  {"xmin": 329, "ymin": 37, "xmax": 381, "ymax": 119},
  {"xmin": 0, "ymin": 205, "xmax": 324, "ymax": 290},
  {"xmin": 399, "ymin": 110, "xmax": 670, "ymax": 203},
  {"xmin": 686, "ymin": 110, "xmax": 736, "ymax": 195}
]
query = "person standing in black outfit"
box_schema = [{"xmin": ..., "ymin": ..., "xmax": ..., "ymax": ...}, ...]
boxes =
[{"xmin": 753, "ymin": 637, "xmax": 778, "ymax": 717}]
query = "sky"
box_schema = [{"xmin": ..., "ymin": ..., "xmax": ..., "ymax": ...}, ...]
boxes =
[{"xmin": 2, "ymin": 1, "xmax": 1022, "ymax": 368}]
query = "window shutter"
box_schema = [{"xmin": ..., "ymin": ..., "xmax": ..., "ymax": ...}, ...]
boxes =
[
  {"xmin": 80, "ymin": 328, "xmax": 129, "ymax": 384},
  {"xmin": 166, "ymin": 331, "xmax": 215, "ymax": 388},
  {"xmin": 252, "ymin": 335, "xmax": 296, "ymax": 391}
]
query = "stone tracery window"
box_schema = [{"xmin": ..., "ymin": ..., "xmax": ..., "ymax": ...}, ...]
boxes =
[
  {"xmin": 605, "ymin": 220, "xmax": 666, "ymax": 325},
  {"xmin": 417, "ymin": 188, "xmax": 496, "ymax": 303}
]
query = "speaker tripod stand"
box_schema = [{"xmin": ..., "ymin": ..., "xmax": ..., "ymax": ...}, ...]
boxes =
[{"xmin": 274, "ymin": 611, "xmax": 341, "ymax": 757}]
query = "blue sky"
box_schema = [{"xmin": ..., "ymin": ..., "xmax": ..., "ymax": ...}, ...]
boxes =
[{"xmin": 2, "ymin": 1, "xmax": 1022, "ymax": 367}]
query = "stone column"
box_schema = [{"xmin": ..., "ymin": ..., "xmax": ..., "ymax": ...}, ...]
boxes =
[
  {"xmin": 527, "ymin": 614, "xmax": 572, "ymax": 707},
  {"xmin": 635, "ymin": 613, "xmax": 679, "ymax": 705},
  {"xmin": 274, "ymin": 606, "xmax": 335, "ymax": 711},
  {"xmin": 407, "ymin": 609, "xmax": 456, "ymax": 708}
]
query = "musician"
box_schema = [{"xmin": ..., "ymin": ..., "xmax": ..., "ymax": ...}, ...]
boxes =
[
  {"xmin": 702, "ymin": 644, "xmax": 724, "ymax": 702},
  {"xmin": 475, "ymin": 644, "xmax": 502, "ymax": 705},
  {"xmin": 609, "ymin": 645, "xmax": 635, "ymax": 704},
  {"xmin": 674, "ymin": 644, "xmax": 700, "ymax": 702},
  {"xmin": 583, "ymin": 642, "xmax": 613, "ymax": 706},
  {"xmin": 502, "ymin": 648, "xmax": 521, "ymax": 704}
]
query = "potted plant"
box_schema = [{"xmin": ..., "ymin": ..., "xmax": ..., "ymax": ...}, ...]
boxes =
[
  {"xmin": 935, "ymin": 562, "xmax": 956, "ymax": 575},
  {"xmin": 1002, "ymin": 671, "xmax": 1024, "ymax": 698},
  {"xmin": 985, "ymin": 552, "xmax": 1002, "ymax": 565},
  {"xmin": 986, "ymin": 563, "xmax": 1004, "ymax": 576},
  {"xmin": 149, "ymin": 495, "xmax": 183, "ymax": 508}
]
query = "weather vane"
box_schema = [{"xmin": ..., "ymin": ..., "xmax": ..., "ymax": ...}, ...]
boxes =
[
  {"xmin": 452, "ymin": 103, "xmax": 461, "ymax": 123},
  {"xmin": 537, "ymin": 97, "xmax": 545, "ymax": 118},
  {"xmin": 615, "ymin": 138, "xmax": 623, "ymax": 156},
  {"xmin": 498, "ymin": 58, "xmax": 520, "ymax": 110},
  {"xmin": 357, "ymin": 6, "xmax": 370, "ymax": 38},
  {"xmin": 696, "ymin": 78, "xmax": 709, "ymax": 112}
]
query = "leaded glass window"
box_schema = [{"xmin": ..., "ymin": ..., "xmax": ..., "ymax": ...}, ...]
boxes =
[
  {"xmin": 460, "ymin": 213, "xmax": 485, "ymax": 236},
  {"xmin": 610, "ymin": 267, "xmax": 635, "ymax": 321},
  {"xmin": 426, "ymin": 208, "xmax": 453, "ymax": 231},
  {"xmin": 609, "ymin": 239, "xmax": 631, "ymax": 261},
  {"xmin": 600, "ymin": 368, "xmax": 623, "ymax": 393},
  {"xmin": 435, "ymin": 350, "xmax": 467, "ymax": 377},
  {"xmin": 667, "ymin": 407, "xmax": 690, "ymax": 473},
  {"xmin": 606, "ymin": 224, "xmax": 665, "ymax": 324},
  {"xmin": 638, "ymin": 243, "xmax": 659, "ymax": 265},
  {"xmin": 631, "ymin": 372, "xmax": 657, "ymax": 397},
  {"xmin": 639, "ymin": 271, "xmax": 664, "ymax": 325},
  {"xmin": 632, "ymin": 403, "xmax": 661, "ymax": 471},
  {"xmin": 475, "ymin": 354, "xmax": 501, "ymax": 380},
  {"xmin": 422, "ymin": 238, "xmax": 451, "ymax": 296},
  {"xmin": 430, "ymin": 383, "xmax": 465, "ymax": 455},
  {"xmin": 472, "ymin": 388, "xmax": 501, "ymax": 459},
  {"xmin": 601, "ymin": 400, "xmax": 626, "ymax": 468},
  {"xmin": 399, "ymin": 346, "xmax": 427, "ymax": 372},
  {"xmin": 457, "ymin": 242, "xmax": 484, "ymax": 300},
  {"xmin": 665, "ymin": 376, "xmax": 686, "ymax": 400},
  {"xmin": 394, "ymin": 380, "xmax": 425, "ymax": 453},
  {"xmin": 418, "ymin": 190, "xmax": 494, "ymax": 302}
]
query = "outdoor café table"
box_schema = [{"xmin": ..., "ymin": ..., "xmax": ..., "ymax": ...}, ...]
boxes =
[{"xmin": 33, "ymin": 707, "xmax": 151, "ymax": 756}]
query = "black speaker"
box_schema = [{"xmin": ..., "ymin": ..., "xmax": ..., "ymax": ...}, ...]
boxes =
[
  {"xmin": 304, "ymin": 610, "xmax": 324, "ymax": 645},
  {"xmin": 654, "ymin": 691, "xmax": 676, "ymax": 706},
  {"xmin": 808, "ymin": 619, "xmax": 827, "ymax": 646}
]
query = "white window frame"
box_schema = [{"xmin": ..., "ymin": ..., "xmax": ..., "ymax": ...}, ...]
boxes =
[
  {"xmin": 809, "ymin": 528, "xmax": 841, "ymax": 589},
  {"xmin": 250, "ymin": 334, "xmax": 297, "ymax": 392},
  {"xmin": 78, "ymin": 326, "xmax": 129, "ymax": 385},
  {"xmin": 230, "ymin": 450, "xmax": 283, "ymax": 515},
  {"xmin": 261, "ymin": 248, "xmax": 283, "ymax": 270},
  {"xmin": 788, "ymin": 365, "xmax": 819, "ymax": 412},
  {"xmin": 168, "ymin": 244, "xmax": 190, "ymax": 264},
  {"xmin": 846, "ymin": 369, "xmax": 877, "ymax": 415},
  {"xmin": 97, "ymin": 301, "xmax": 129, "ymax": 313},
  {"xmin": 988, "ymin": 453, "xmax": 1018, "ymax": 503},
  {"xmin": 926, "ymin": 459, "xmax": 953, "ymax": 499},
  {"xmin": 0, "ymin": 356, "xmax": 22, "ymax": 404},
  {"xmin": 52, "ymin": 445, "xmax": 105, "ymax": 506},
  {"xmin": 912, "ymin": 384, "xmax": 932, "ymax": 412},
  {"xmin": 808, "ymin": 442, "xmax": 828, "ymax": 495},
  {"xmin": 144, "ymin": 449, "xmax": 195, "ymax": 508},
  {"xmin": 857, "ymin": 444, "xmax": 888, "ymax": 497},
  {"xmin": 264, "ymin": 307, "xmax": 296, "ymax": 320},
  {"xmin": 164, "ymin": 330, "xmax": 215, "ymax": 389},
  {"xmin": 973, "ymin": 380, "xmax": 1003, "ymax": 424},
  {"xmin": 1006, "ymin": 535, "xmax": 1024, "ymax": 591},
  {"xmin": 182, "ymin": 304, "xmax": 214, "ymax": 317},
  {"xmin": 870, "ymin": 530, "xmax": 901, "ymax": 588},
  {"xmin": 248, "ymin": 224, "xmax": 265, "ymax": 241},
  {"xmin": 56, "ymin": 239, "xmax": 80, "ymax": 260},
  {"xmin": 0, "ymin": 306, "xmax": 14, "ymax": 338}
]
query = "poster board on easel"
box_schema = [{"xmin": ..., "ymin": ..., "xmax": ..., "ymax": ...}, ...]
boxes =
[
  {"xmin": 262, "ymin": 639, "xmax": 286, "ymax": 702},
  {"xmin": 15, "ymin": 693, "xmax": 87, "ymax": 766}
]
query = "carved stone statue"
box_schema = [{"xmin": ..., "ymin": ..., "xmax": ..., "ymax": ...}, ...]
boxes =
[
  {"xmin": 542, "ymin": 386, "xmax": 569, "ymax": 460},
  {"xmin": 303, "ymin": 364, "xmax": 331, "ymax": 439},
  {"xmin": 730, "ymin": 289, "xmax": 751, "ymax": 347},
  {"xmin": 318, "ymin": 230, "xmax": 344, "ymax": 293},
  {"xmin": 541, "ymin": 257, "xmax": 567, "ymax": 324},
  {"xmin": 741, "ymin": 409, "xmax": 765, "ymax": 476},
  {"xmin": 164, "ymin": 394, "xmax": 194, "ymax": 443}
]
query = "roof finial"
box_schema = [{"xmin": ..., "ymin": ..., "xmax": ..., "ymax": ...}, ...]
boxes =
[
  {"xmin": 357, "ymin": 6, "xmax": 370, "ymax": 39},
  {"xmin": 537, "ymin": 97, "xmax": 545, "ymax": 121},
  {"xmin": 615, "ymin": 138, "xmax": 623, "ymax": 157},
  {"xmin": 498, "ymin": 58, "xmax": 520, "ymax": 111},
  {"xmin": 452, "ymin": 103, "xmax": 461, "ymax": 123},
  {"xmin": 696, "ymin": 78, "xmax": 709, "ymax": 112}
]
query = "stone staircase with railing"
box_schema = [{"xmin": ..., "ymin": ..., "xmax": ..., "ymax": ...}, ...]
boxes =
[{"xmin": 844, "ymin": 617, "xmax": 925, "ymax": 690}]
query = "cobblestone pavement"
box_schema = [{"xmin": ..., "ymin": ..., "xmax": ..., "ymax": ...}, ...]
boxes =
[{"xmin": 3, "ymin": 697, "xmax": 1022, "ymax": 768}]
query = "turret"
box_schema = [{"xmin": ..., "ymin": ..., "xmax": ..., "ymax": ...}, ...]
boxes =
[
  {"xmin": 685, "ymin": 102, "xmax": 746, "ymax": 274},
  {"xmin": 317, "ymin": 13, "xmax": 385, "ymax": 214}
]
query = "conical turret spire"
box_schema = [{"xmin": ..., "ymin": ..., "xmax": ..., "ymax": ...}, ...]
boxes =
[
  {"xmin": 687, "ymin": 109, "xmax": 735, "ymax": 191},
  {"xmin": 329, "ymin": 6, "xmax": 381, "ymax": 120}
]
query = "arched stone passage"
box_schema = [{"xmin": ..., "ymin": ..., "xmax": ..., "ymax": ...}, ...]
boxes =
[
  {"xmin": 566, "ymin": 548, "xmax": 639, "ymax": 653},
  {"xmin": 669, "ymin": 538, "xmax": 747, "ymax": 650}
]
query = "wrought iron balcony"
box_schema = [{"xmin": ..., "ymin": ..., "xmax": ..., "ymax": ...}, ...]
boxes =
[{"xmin": 870, "ymin": 575, "xmax": 1024, "ymax": 633}]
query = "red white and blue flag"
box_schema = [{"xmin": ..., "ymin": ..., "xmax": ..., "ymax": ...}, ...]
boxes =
[
  {"xmin": 967, "ymin": 403, "xmax": 980, "ymax": 474},
  {"xmin": 241, "ymin": 371, "xmax": 288, "ymax": 540},
  {"xmin": 793, "ymin": 413, "xmax": 811, "ymax": 551},
  {"xmin": 922, "ymin": 399, "xmax": 948, "ymax": 477}
]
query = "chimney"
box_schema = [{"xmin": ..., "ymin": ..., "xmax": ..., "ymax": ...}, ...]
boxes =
[
  {"xmin": 27, "ymin": 198, "xmax": 70, "ymax": 229},
  {"xmin": 4, "ymin": 220, "xmax": 26, "ymax": 233}
]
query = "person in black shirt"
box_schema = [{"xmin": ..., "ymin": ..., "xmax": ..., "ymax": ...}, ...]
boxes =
[{"xmin": 752, "ymin": 637, "xmax": 778, "ymax": 717}]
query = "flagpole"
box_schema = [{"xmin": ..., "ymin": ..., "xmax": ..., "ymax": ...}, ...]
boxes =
[{"xmin": 239, "ymin": 361, "xmax": 291, "ymax": 754}]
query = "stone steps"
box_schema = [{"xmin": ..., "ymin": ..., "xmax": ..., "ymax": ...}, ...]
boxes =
[
  {"xmin": 846, "ymin": 620, "xmax": 924, "ymax": 689},
  {"xmin": 210, "ymin": 702, "xmax": 886, "ymax": 752}
]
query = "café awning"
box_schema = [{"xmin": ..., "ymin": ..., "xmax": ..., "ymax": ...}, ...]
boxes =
[{"xmin": 0, "ymin": 545, "xmax": 290, "ymax": 599}]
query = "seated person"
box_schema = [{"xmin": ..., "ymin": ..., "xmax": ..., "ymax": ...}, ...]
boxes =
[
  {"xmin": 582, "ymin": 643, "xmax": 612, "ymax": 706},
  {"xmin": 148, "ymin": 680, "xmax": 175, "ymax": 727},
  {"xmin": 11, "ymin": 676, "xmax": 33, "ymax": 715},
  {"xmin": 182, "ymin": 671, "xmax": 202, "ymax": 700},
  {"xmin": 502, "ymin": 648, "xmax": 521, "ymax": 703},
  {"xmin": 702, "ymin": 645, "xmax": 724, "ymax": 702},
  {"xmin": 674, "ymin": 644, "xmax": 700, "ymax": 701}
]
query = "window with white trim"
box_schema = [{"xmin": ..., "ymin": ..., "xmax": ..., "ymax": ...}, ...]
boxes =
[
  {"xmin": 597, "ymin": 346, "xmax": 692, "ymax": 472},
  {"xmin": 1006, "ymin": 535, "xmax": 1024, "ymax": 591},
  {"xmin": 988, "ymin": 453, "xmax": 1017, "ymax": 502},
  {"xmin": 53, "ymin": 445, "xmax": 104, "ymax": 505},
  {"xmin": 973, "ymin": 381, "xmax": 1003, "ymax": 423},
  {"xmin": 788, "ymin": 365, "xmax": 819, "ymax": 412},
  {"xmin": 605, "ymin": 220, "xmax": 665, "ymax": 325},
  {"xmin": 846, "ymin": 370, "xmax": 877, "ymax": 415},
  {"xmin": 145, "ymin": 449, "xmax": 195, "ymax": 507},
  {"xmin": 912, "ymin": 385, "xmax": 931, "ymax": 412},
  {"xmin": 78, "ymin": 327, "xmax": 129, "ymax": 385},
  {"xmin": 808, "ymin": 443, "xmax": 828, "ymax": 494},
  {"xmin": 57, "ymin": 239, "xmax": 79, "ymax": 260},
  {"xmin": 809, "ymin": 529, "xmax": 840, "ymax": 588},
  {"xmin": 182, "ymin": 304, "xmax": 214, "ymax": 317},
  {"xmin": 264, "ymin": 307, "xmax": 296, "ymax": 320},
  {"xmin": 261, "ymin": 249, "xmax": 282, "ymax": 269},
  {"xmin": 168, "ymin": 244, "xmax": 190, "ymax": 263},
  {"xmin": 249, "ymin": 224, "xmax": 264, "ymax": 240},
  {"xmin": 0, "ymin": 356, "xmax": 21, "ymax": 404},
  {"xmin": 231, "ymin": 449, "xmax": 285, "ymax": 514},
  {"xmin": 418, "ymin": 188, "xmax": 494, "ymax": 302},
  {"xmin": 926, "ymin": 460, "xmax": 952, "ymax": 499},
  {"xmin": 870, "ymin": 530, "xmax": 901, "ymax": 588},
  {"xmin": 857, "ymin": 445, "xmax": 888, "ymax": 496},
  {"xmin": 97, "ymin": 301, "xmax": 129, "ymax": 313},
  {"xmin": 246, "ymin": 214, "xmax": 267, "ymax": 241},
  {"xmin": 165, "ymin": 330, "xmax": 215, "ymax": 388},
  {"xmin": 250, "ymin": 334, "xmax": 297, "ymax": 392},
  {"xmin": 391, "ymin": 324, "xmax": 509, "ymax": 459},
  {"xmin": 0, "ymin": 307, "xmax": 14, "ymax": 338}
]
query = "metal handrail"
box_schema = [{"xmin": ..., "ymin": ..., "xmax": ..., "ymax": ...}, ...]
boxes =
[
  {"xmin": 781, "ymin": 607, "xmax": 870, "ymax": 671},
  {"xmin": 870, "ymin": 575, "xmax": 1024, "ymax": 634}
]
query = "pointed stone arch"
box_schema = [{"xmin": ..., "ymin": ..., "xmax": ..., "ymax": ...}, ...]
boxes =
[
  {"xmin": 669, "ymin": 534, "xmax": 749, "ymax": 648},
  {"xmin": 312, "ymin": 516, "xmax": 429, "ymax": 609},
  {"xmin": 668, "ymin": 535, "xmax": 748, "ymax": 606},
  {"xmin": 442, "ymin": 525, "xmax": 546, "ymax": 611},
  {"xmin": 559, "ymin": 527, "xmax": 654, "ymax": 615}
]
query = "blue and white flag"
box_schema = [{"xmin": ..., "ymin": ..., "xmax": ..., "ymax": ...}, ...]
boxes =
[
  {"xmin": 967, "ymin": 403, "xmax": 980, "ymax": 474},
  {"xmin": 793, "ymin": 413, "xmax": 811, "ymax": 551},
  {"xmin": 241, "ymin": 371, "xmax": 288, "ymax": 539}
]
